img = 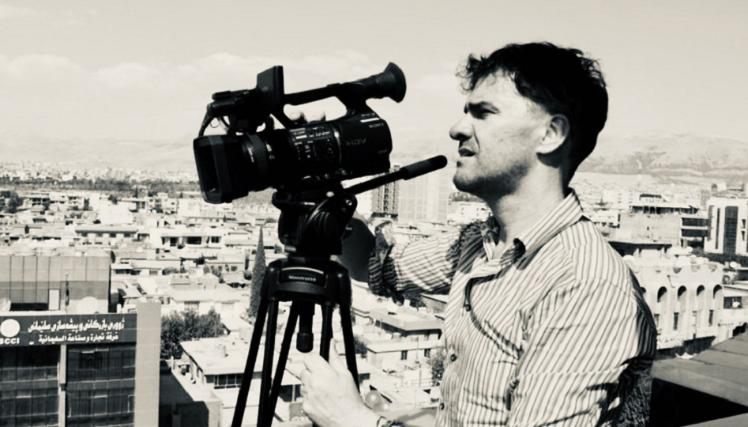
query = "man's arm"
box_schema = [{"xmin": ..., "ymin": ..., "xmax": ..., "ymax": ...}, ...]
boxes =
[
  {"xmin": 506, "ymin": 278, "xmax": 657, "ymax": 426},
  {"xmin": 340, "ymin": 217, "xmax": 471, "ymax": 300},
  {"xmin": 368, "ymin": 222, "xmax": 467, "ymax": 300}
]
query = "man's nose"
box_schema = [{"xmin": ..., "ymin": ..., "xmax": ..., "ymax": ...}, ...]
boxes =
[{"xmin": 449, "ymin": 116, "xmax": 472, "ymax": 141}]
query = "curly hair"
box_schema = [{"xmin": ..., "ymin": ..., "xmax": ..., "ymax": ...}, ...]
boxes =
[{"xmin": 458, "ymin": 42, "xmax": 608, "ymax": 177}]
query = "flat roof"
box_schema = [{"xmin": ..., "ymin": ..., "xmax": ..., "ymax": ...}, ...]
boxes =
[
  {"xmin": 608, "ymin": 240, "xmax": 673, "ymax": 247},
  {"xmin": 75, "ymin": 225, "xmax": 139, "ymax": 233},
  {"xmin": 160, "ymin": 229, "xmax": 223, "ymax": 237},
  {"xmin": 652, "ymin": 332, "xmax": 748, "ymax": 407},
  {"xmin": 168, "ymin": 288, "xmax": 241, "ymax": 303},
  {"xmin": 367, "ymin": 339, "xmax": 443, "ymax": 353},
  {"xmin": 369, "ymin": 309, "xmax": 443, "ymax": 332},
  {"xmin": 180, "ymin": 336, "xmax": 369, "ymax": 379}
]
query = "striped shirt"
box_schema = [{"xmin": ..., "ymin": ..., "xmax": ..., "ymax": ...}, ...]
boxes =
[{"xmin": 369, "ymin": 190, "xmax": 657, "ymax": 426}]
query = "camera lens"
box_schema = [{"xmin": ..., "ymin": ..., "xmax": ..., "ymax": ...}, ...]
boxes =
[{"xmin": 193, "ymin": 134, "xmax": 272, "ymax": 203}]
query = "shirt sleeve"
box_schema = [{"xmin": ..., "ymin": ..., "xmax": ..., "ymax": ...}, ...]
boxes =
[
  {"xmin": 506, "ymin": 277, "xmax": 657, "ymax": 426},
  {"xmin": 368, "ymin": 224, "xmax": 476, "ymax": 299}
]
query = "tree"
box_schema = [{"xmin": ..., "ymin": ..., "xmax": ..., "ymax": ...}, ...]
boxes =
[
  {"xmin": 160, "ymin": 312, "xmax": 186, "ymax": 360},
  {"xmin": 428, "ymin": 349, "xmax": 446, "ymax": 385},
  {"xmin": 5, "ymin": 193, "xmax": 22, "ymax": 213},
  {"xmin": 160, "ymin": 308, "xmax": 226, "ymax": 359},
  {"xmin": 354, "ymin": 336, "xmax": 368, "ymax": 357},
  {"xmin": 248, "ymin": 228, "xmax": 267, "ymax": 320},
  {"xmin": 162, "ymin": 267, "xmax": 180, "ymax": 275}
]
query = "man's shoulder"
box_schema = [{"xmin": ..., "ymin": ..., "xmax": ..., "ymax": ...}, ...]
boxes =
[{"xmin": 556, "ymin": 219, "xmax": 636, "ymax": 292}]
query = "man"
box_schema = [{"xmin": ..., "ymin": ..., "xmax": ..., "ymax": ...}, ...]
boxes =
[{"xmin": 299, "ymin": 42, "xmax": 657, "ymax": 426}]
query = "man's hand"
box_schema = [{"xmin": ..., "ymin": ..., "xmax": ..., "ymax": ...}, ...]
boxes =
[
  {"xmin": 300, "ymin": 352, "xmax": 379, "ymax": 427},
  {"xmin": 373, "ymin": 221, "xmax": 395, "ymax": 262}
]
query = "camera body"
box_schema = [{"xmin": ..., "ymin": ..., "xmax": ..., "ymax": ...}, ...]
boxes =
[{"xmin": 193, "ymin": 63, "xmax": 406, "ymax": 204}]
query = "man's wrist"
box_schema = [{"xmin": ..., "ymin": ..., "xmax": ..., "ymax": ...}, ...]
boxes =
[{"xmin": 352, "ymin": 406, "xmax": 380, "ymax": 427}]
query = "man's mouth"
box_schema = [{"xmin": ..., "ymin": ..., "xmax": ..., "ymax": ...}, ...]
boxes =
[{"xmin": 458, "ymin": 147, "xmax": 476, "ymax": 157}]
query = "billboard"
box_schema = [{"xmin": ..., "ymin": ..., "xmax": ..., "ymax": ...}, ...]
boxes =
[{"xmin": 0, "ymin": 313, "xmax": 137, "ymax": 347}]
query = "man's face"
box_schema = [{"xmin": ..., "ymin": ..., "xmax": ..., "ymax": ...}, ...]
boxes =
[{"xmin": 450, "ymin": 72, "xmax": 549, "ymax": 201}]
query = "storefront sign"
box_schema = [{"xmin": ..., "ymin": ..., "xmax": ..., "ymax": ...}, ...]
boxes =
[{"xmin": 0, "ymin": 313, "xmax": 137, "ymax": 347}]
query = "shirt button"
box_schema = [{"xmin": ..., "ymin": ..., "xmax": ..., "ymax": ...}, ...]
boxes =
[
  {"xmin": 450, "ymin": 354, "xmax": 457, "ymax": 362},
  {"xmin": 439, "ymin": 402, "xmax": 445, "ymax": 410}
]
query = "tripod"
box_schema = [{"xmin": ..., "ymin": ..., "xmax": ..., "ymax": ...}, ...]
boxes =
[
  {"xmin": 230, "ymin": 156, "xmax": 447, "ymax": 427},
  {"xmin": 231, "ymin": 188, "xmax": 361, "ymax": 427}
]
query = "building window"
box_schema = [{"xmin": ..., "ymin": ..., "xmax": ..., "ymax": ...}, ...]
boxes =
[
  {"xmin": 214, "ymin": 373, "xmax": 242, "ymax": 389},
  {"xmin": 49, "ymin": 289, "xmax": 60, "ymax": 310},
  {"xmin": 657, "ymin": 287, "xmax": 667, "ymax": 304},
  {"xmin": 0, "ymin": 347, "xmax": 59, "ymax": 426},
  {"xmin": 400, "ymin": 351, "xmax": 408, "ymax": 361},
  {"xmin": 67, "ymin": 344, "xmax": 136, "ymax": 382},
  {"xmin": 424, "ymin": 349, "xmax": 431, "ymax": 358},
  {"xmin": 673, "ymin": 312, "xmax": 679, "ymax": 331},
  {"xmin": 709, "ymin": 310, "xmax": 714, "ymax": 326},
  {"xmin": 725, "ymin": 296, "xmax": 743, "ymax": 309}
]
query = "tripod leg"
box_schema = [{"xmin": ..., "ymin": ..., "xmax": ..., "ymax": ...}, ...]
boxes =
[
  {"xmin": 338, "ymin": 303, "xmax": 360, "ymax": 389},
  {"xmin": 267, "ymin": 302, "xmax": 300, "ymax": 420},
  {"xmin": 232, "ymin": 297, "xmax": 269, "ymax": 427},
  {"xmin": 258, "ymin": 299, "xmax": 279, "ymax": 427},
  {"xmin": 319, "ymin": 302, "xmax": 334, "ymax": 360}
]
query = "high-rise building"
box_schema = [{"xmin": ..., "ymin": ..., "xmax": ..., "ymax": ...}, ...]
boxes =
[
  {"xmin": 370, "ymin": 167, "xmax": 400, "ymax": 219},
  {"xmin": 371, "ymin": 181, "xmax": 399, "ymax": 219},
  {"xmin": 0, "ymin": 251, "xmax": 160, "ymax": 427},
  {"xmin": 397, "ymin": 167, "xmax": 451, "ymax": 224},
  {"xmin": 705, "ymin": 196, "xmax": 748, "ymax": 256}
]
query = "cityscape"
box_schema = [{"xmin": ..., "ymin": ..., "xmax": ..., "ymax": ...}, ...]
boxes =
[
  {"xmin": 3, "ymin": 1, "xmax": 748, "ymax": 426},
  {"xmin": 1, "ymin": 158, "xmax": 747, "ymax": 426}
]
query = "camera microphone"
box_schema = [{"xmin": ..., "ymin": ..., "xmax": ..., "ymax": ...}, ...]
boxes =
[{"xmin": 345, "ymin": 155, "xmax": 448, "ymax": 196}]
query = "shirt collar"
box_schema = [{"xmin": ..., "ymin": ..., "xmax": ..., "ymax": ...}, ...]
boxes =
[{"xmin": 480, "ymin": 188, "xmax": 585, "ymax": 261}]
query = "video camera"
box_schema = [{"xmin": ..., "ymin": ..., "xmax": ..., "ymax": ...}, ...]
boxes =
[{"xmin": 193, "ymin": 63, "xmax": 407, "ymax": 204}]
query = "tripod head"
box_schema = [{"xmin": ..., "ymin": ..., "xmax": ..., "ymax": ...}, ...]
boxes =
[
  {"xmin": 267, "ymin": 155, "xmax": 448, "ymax": 352},
  {"xmin": 273, "ymin": 184, "xmax": 357, "ymax": 258},
  {"xmin": 272, "ymin": 155, "xmax": 448, "ymax": 258}
]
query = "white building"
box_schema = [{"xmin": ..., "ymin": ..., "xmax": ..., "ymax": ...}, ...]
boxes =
[
  {"xmin": 704, "ymin": 196, "xmax": 748, "ymax": 256},
  {"xmin": 398, "ymin": 167, "xmax": 451, "ymax": 225},
  {"xmin": 625, "ymin": 251, "xmax": 744, "ymax": 350}
]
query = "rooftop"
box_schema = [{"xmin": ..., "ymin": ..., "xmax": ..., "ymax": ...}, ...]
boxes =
[
  {"xmin": 653, "ymin": 332, "xmax": 748, "ymax": 407},
  {"xmin": 369, "ymin": 308, "xmax": 443, "ymax": 332}
]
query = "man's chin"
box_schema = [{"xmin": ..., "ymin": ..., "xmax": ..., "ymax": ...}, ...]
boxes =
[{"xmin": 453, "ymin": 175, "xmax": 478, "ymax": 195}]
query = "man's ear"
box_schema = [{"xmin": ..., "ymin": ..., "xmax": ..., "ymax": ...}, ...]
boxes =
[{"xmin": 536, "ymin": 115, "xmax": 569, "ymax": 155}]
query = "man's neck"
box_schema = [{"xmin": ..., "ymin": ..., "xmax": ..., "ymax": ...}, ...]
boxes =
[{"xmin": 485, "ymin": 172, "xmax": 567, "ymax": 245}]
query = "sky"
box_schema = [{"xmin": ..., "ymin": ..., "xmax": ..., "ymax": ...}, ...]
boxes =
[{"xmin": 1, "ymin": 0, "xmax": 747, "ymax": 166}]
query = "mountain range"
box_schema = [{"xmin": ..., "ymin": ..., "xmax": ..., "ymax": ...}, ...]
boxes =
[{"xmin": 2, "ymin": 131, "xmax": 748, "ymax": 181}]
